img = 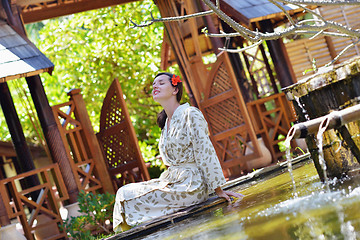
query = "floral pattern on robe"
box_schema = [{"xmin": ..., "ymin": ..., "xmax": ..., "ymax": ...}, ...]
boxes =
[{"xmin": 113, "ymin": 103, "xmax": 226, "ymax": 231}]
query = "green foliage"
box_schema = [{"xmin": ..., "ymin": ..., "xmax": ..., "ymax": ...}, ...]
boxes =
[
  {"xmin": 138, "ymin": 140, "xmax": 166, "ymax": 178},
  {"xmin": 35, "ymin": 0, "xmax": 165, "ymax": 138},
  {"xmin": 278, "ymin": 134, "xmax": 286, "ymax": 152},
  {"xmin": 62, "ymin": 191, "xmax": 115, "ymax": 239},
  {"xmin": 0, "ymin": 0, "xmax": 180, "ymax": 168}
]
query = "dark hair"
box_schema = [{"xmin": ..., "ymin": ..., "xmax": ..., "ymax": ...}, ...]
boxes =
[{"xmin": 155, "ymin": 72, "xmax": 183, "ymax": 129}]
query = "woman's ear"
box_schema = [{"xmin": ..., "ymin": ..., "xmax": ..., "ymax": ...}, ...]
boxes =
[{"xmin": 173, "ymin": 87, "xmax": 179, "ymax": 95}]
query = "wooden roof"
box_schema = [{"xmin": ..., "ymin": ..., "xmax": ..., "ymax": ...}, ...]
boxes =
[
  {"xmin": 0, "ymin": 19, "xmax": 54, "ymax": 82},
  {"xmin": 220, "ymin": 0, "xmax": 315, "ymax": 27},
  {"xmin": 17, "ymin": 0, "xmax": 140, "ymax": 24}
]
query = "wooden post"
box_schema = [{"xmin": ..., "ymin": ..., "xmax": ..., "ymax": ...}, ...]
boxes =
[
  {"xmin": 325, "ymin": 36, "xmax": 339, "ymax": 64},
  {"xmin": 242, "ymin": 50, "xmax": 260, "ymax": 98},
  {"xmin": 0, "ymin": 83, "xmax": 39, "ymax": 187},
  {"xmin": 0, "ymin": 186, "xmax": 10, "ymax": 226},
  {"xmin": 220, "ymin": 22, "xmax": 255, "ymax": 101},
  {"xmin": 198, "ymin": 0, "xmax": 223, "ymax": 55},
  {"xmin": 164, "ymin": 28, "xmax": 198, "ymax": 108},
  {"xmin": 227, "ymin": 41, "xmax": 253, "ymax": 103},
  {"xmin": 156, "ymin": 0, "xmax": 203, "ymax": 105},
  {"xmin": 26, "ymin": 76, "xmax": 79, "ymax": 203},
  {"xmin": 68, "ymin": 89, "xmax": 115, "ymax": 194},
  {"xmin": 258, "ymin": 20, "xmax": 296, "ymax": 88},
  {"xmin": 259, "ymin": 42, "xmax": 279, "ymax": 94}
]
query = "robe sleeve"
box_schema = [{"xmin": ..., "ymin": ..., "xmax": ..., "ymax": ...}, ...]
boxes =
[{"xmin": 187, "ymin": 107, "xmax": 226, "ymax": 190}]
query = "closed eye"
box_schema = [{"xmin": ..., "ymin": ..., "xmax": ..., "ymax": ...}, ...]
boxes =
[{"xmin": 153, "ymin": 80, "xmax": 165, "ymax": 86}]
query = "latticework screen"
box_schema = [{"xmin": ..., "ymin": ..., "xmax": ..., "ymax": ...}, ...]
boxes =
[{"xmin": 97, "ymin": 79, "xmax": 149, "ymax": 188}]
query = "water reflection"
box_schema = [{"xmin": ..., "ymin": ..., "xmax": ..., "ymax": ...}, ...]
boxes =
[{"xmin": 140, "ymin": 161, "xmax": 360, "ymax": 239}]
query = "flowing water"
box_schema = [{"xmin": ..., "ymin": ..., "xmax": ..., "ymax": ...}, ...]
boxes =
[
  {"xmin": 316, "ymin": 118, "xmax": 331, "ymax": 192},
  {"xmin": 140, "ymin": 161, "xmax": 360, "ymax": 239},
  {"xmin": 284, "ymin": 137, "xmax": 297, "ymax": 196}
]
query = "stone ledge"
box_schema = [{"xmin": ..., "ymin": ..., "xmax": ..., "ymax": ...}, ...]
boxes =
[{"xmin": 283, "ymin": 56, "xmax": 360, "ymax": 100}]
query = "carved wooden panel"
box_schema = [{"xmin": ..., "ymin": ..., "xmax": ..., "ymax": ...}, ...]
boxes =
[
  {"xmin": 199, "ymin": 52, "xmax": 261, "ymax": 177},
  {"xmin": 97, "ymin": 79, "xmax": 150, "ymax": 188}
]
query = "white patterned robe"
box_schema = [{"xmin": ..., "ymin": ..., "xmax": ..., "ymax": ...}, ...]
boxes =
[{"xmin": 113, "ymin": 103, "xmax": 226, "ymax": 231}]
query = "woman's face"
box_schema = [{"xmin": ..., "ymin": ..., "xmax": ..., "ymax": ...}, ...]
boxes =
[{"xmin": 152, "ymin": 75, "xmax": 177, "ymax": 102}]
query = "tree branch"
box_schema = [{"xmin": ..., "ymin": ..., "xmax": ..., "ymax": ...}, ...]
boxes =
[
  {"xmin": 201, "ymin": 0, "xmax": 257, "ymax": 41},
  {"xmin": 219, "ymin": 40, "xmax": 263, "ymax": 53},
  {"xmin": 286, "ymin": 1, "xmax": 327, "ymax": 21},
  {"xmin": 131, "ymin": 0, "xmax": 360, "ymax": 68},
  {"xmin": 208, "ymin": 22, "xmax": 360, "ymax": 40},
  {"xmin": 295, "ymin": 31, "xmax": 351, "ymax": 38},
  {"xmin": 130, "ymin": 10, "xmax": 213, "ymax": 28},
  {"xmin": 269, "ymin": 0, "xmax": 297, "ymax": 26},
  {"xmin": 325, "ymin": 38, "xmax": 360, "ymax": 66}
]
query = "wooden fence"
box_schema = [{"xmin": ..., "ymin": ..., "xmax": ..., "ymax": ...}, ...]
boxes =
[
  {"xmin": 247, "ymin": 93, "xmax": 297, "ymax": 161},
  {"xmin": 0, "ymin": 163, "xmax": 68, "ymax": 240},
  {"xmin": 52, "ymin": 89, "xmax": 114, "ymax": 194}
]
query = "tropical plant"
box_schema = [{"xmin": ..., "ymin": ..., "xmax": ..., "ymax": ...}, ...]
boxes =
[{"xmin": 62, "ymin": 191, "xmax": 115, "ymax": 239}]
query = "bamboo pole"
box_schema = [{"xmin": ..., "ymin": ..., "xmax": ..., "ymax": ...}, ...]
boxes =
[{"xmin": 287, "ymin": 104, "xmax": 360, "ymax": 139}]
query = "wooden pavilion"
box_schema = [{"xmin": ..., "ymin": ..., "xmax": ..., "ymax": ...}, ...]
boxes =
[
  {"xmin": 1, "ymin": 0, "xmax": 359, "ymax": 239},
  {"xmin": 156, "ymin": 0, "xmax": 309, "ymax": 177}
]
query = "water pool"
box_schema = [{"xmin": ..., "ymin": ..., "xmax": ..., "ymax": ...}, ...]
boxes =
[{"xmin": 138, "ymin": 160, "xmax": 360, "ymax": 239}]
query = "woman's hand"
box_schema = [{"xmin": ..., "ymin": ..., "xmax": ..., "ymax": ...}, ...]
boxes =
[{"xmin": 215, "ymin": 187, "xmax": 244, "ymax": 203}]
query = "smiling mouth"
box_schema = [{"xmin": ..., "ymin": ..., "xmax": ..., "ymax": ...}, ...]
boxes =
[{"xmin": 153, "ymin": 90, "xmax": 160, "ymax": 95}]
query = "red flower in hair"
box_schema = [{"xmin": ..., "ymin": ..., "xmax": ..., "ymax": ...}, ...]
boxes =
[{"xmin": 171, "ymin": 75, "xmax": 181, "ymax": 86}]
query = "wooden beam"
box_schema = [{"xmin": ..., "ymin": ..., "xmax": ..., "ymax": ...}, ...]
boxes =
[
  {"xmin": 219, "ymin": 0, "xmax": 251, "ymax": 27},
  {"xmin": 0, "ymin": 189, "xmax": 10, "ymax": 226},
  {"xmin": 0, "ymin": 141, "xmax": 44, "ymax": 157},
  {"xmin": 21, "ymin": 0, "xmax": 139, "ymax": 23},
  {"xmin": 258, "ymin": 19, "xmax": 296, "ymax": 88},
  {"xmin": 324, "ymin": 36, "xmax": 339, "ymax": 64},
  {"xmin": 0, "ymin": 142, "xmax": 16, "ymax": 157}
]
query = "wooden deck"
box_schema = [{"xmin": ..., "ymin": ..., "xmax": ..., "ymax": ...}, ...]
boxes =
[{"xmin": 107, "ymin": 153, "xmax": 311, "ymax": 240}]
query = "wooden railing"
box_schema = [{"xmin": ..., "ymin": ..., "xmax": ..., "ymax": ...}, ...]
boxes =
[
  {"xmin": 0, "ymin": 163, "xmax": 68, "ymax": 240},
  {"xmin": 247, "ymin": 93, "xmax": 298, "ymax": 161},
  {"xmin": 52, "ymin": 89, "xmax": 114, "ymax": 194}
]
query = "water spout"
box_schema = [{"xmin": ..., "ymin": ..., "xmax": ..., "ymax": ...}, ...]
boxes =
[
  {"xmin": 287, "ymin": 104, "xmax": 360, "ymax": 140},
  {"xmin": 286, "ymin": 103, "xmax": 360, "ymax": 180}
]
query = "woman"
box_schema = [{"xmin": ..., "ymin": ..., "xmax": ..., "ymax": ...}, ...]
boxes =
[{"xmin": 113, "ymin": 72, "xmax": 243, "ymax": 232}]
